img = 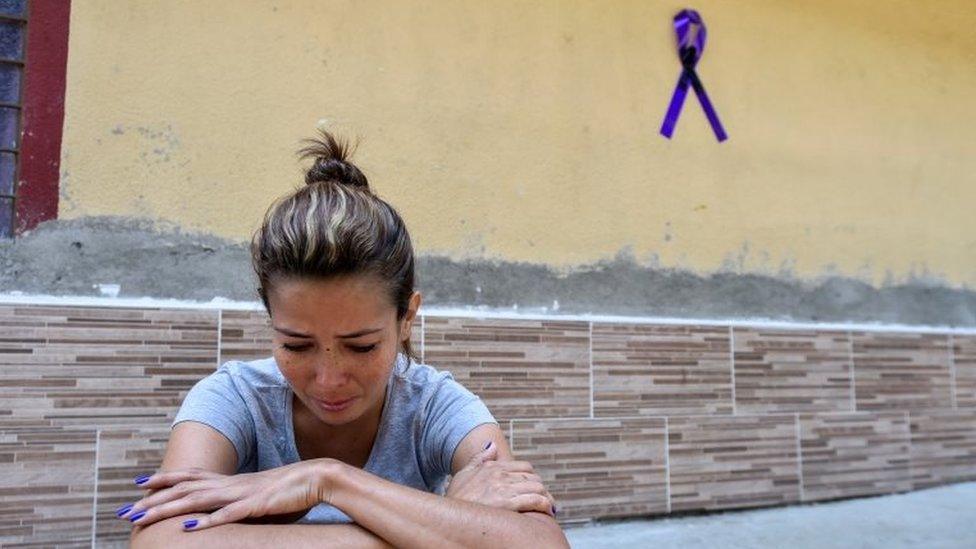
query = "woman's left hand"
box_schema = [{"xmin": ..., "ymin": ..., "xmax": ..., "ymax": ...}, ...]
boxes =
[{"xmin": 119, "ymin": 459, "xmax": 339, "ymax": 531}]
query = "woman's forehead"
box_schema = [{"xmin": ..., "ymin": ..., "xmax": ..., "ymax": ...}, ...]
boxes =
[{"xmin": 268, "ymin": 275, "xmax": 394, "ymax": 330}]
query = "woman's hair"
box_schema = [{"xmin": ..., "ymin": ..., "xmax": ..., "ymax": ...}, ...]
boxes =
[{"xmin": 250, "ymin": 130, "xmax": 417, "ymax": 360}]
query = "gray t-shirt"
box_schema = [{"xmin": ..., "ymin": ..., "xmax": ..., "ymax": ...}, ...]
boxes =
[{"xmin": 172, "ymin": 353, "xmax": 497, "ymax": 523}]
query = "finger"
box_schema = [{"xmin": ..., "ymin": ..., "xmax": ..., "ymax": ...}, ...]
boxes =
[
  {"xmin": 506, "ymin": 471, "xmax": 542, "ymax": 483},
  {"xmin": 122, "ymin": 479, "xmax": 213, "ymax": 519},
  {"xmin": 507, "ymin": 479, "xmax": 557, "ymax": 513},
  {"xmin": 510, "ymin": 493, "xmax": 553, "ymax": 516},
  {"xmin": 508, "ymin": 481, "xmax": 547, "ymax": 496},
  {"xmin": 545, "ymin": 490, "xmax": 556, "ymax": 509},
  {"xmin": 128, "ymin": 488, "xmax": 229, "ymax": 527},
  {"xmin": 184, "ymin": 499, "xmax": 254, "ymax": 531},
  {"xmin": 494, "ymin": 460, "xmax": 535, "ymax": 473},
  {"xmin": 135, "ymin": 469, "xmax": 223, "ymax": 490}
]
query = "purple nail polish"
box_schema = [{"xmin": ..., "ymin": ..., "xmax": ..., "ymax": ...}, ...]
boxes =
[
  {"xmin": 483, "ymin": 441, "xmax": 492, "ymax": 450},
  {"xmin": 134, "ymin": 475, "xmax": 151, "ymax": 485},
  {"xmin": 183, "ymin": 519, "xmax": 198, "ymax": 530},
  {"xmin": 129, "ymin": 510, "xmax": 146, "ymax": 523},
  {"xmin": 115, "ymin": 504, "xmax": 133, "ymax": 517}
]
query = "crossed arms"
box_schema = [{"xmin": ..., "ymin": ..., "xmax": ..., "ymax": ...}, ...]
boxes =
[{"xmin": 128, "ymin": 422, "xmax": 569, "ymax": 549}]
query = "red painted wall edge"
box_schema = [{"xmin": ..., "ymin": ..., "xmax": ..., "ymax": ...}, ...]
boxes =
[{"xmin": 17, "ymin": 0, "xmax": 71, "ymax": 234}]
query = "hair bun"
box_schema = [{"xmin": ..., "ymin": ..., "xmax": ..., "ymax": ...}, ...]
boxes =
[{"xmin": 299, "ymin": 130, "xmax": 370, "ymax": 190}]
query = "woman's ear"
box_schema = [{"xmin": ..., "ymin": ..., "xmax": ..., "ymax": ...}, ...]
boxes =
[{"xmin": 399, "ymin": 291, "xmax": 423, "ymax": 341}]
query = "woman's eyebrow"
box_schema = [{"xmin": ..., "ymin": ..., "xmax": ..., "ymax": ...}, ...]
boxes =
[
  {"xmin": 336, "ymin": 327, "xmax": 383, "ymax": 339},
  {"xmin": 272, "ymin": 326, "xmax": 383, "ymax": 339},
  {"xmin": 273, "ymin": 326, "xmax": 313, "ymax": 338}
]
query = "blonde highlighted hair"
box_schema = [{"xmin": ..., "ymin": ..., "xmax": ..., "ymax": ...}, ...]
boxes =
[{"xmin": 250, "ymin": 131, "xmax": 417, "ymax": 359}]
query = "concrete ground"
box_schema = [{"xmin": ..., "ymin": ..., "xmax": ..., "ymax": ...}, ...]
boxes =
[{"xmin": 564, "ymin": 482, "xmax": 976, "ymax": 549}]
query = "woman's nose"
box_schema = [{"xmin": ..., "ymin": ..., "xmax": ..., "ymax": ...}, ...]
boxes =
[{"xmin": 314, "ymin": 357, "xmax": 350, "ymax": 388}]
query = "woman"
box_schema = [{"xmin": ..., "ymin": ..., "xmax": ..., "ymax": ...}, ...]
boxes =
[{"xmin": 123, "ymin": 132, "xmax": 568, "ymax": 548}]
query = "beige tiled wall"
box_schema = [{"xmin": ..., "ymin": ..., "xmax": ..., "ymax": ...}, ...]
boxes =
[
  {"xmin": 732, "ymin": 328, "xmax": 852, "ymax": 414},
  {"xmin": 2, "ymin": 303, "xmax": 975, "ymax": 546},
  {"xmin": 954, "ymin": 335, "xmax": 976, "ymax": 407},
  {"xmin": 592, "ymin": 324, "xmax": 733, "ymax": 417},
  {"xmin": 798, "ymin": 411, "xmax": 911, "ymax": 501},
  {"xmin": 668, "ymin": 414, "xmax": 800, "ymax": 512}
]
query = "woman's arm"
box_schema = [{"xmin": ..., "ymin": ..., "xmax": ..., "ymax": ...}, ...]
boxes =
[
  {"xmin": 326, "ymin": 423, "xmax": 568, "ymax": 549},
  {"xmin": 130, "ymin": 422, "xmax": 390, "ymax": 549},
  {"xmin": 134, "ymin": 516, "xmax": 391, "ymax": 549},
  {"xmin": 446, "ymin": 423, "xmax": 560, "ymax": 528},
  {"xmin": 131, "ymin": 424, "xmax": 567, "ymax": 548}
]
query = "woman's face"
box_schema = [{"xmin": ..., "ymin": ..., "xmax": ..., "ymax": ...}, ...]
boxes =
[{"xmin": 267, "ymin": 274, "xmax": 419, "ymax": 428}]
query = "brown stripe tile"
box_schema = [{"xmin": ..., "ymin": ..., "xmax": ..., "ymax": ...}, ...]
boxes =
[
  {"xmin": 425, "ymin": 317, "xmax": 589, "ymax": 422},
  {"xmin": 511, "ymin": 417, "xmax": 667, "ymax": 522},
  {"xmin": 93, "ymin": 426, "xmax": 170, "ymax": 545},
  {"xmin": 734, "ymin": 328, "xmax": 852, "ymax": 413},
  {"xmin": 668, "ymin": 414, "xmax": 800, "ymax": 511},
  {"xmin": 799, "ymin": 411, "xmax": 911, "ymax": 501},
  {"xmin": 593, "ymin": 323, "xmax": 732, "ymax": 417},
  {"xmin": 0, "ymin": 305, "xmax": 218, "ymax": 430},
  {"xmin": 954, "ymin": 335, "xmax": 976, "ymax": 408},
  {"xmin": 909, "ymin": 409, "xmax": 976, "ymax": 489},
  {"xmin": 0, "ymin": 427, "xmax": 96, "ymax": 546},
  {"xmin": 852, "ymin": 332, "xmax": 952, "ymax": 411}
]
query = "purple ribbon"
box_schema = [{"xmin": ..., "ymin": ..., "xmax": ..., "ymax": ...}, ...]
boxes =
[{"xmin": 659, "ymin": 9, "xmax": 728, "ymax": 142}]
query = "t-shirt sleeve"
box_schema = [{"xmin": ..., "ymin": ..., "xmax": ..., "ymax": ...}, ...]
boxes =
[
  {"xmin": 172, "ymin": 363, "xmax": 256, "ymax": 471},
  {"xmin": 420, "ymin": 373, "xmax": 498, "ymax": 479}
]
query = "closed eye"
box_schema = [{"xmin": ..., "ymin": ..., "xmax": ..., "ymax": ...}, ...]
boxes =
[
  {"xmin": 280, "ymin": 343, "xmax": 377, "ymax": 354},
  {"xmin": 349, "ymin": 344, "xmax": 377, "ymax": 354},
  {"xmin": 281, "ymin": 343, "xmax": 311, "ymax": 353}
]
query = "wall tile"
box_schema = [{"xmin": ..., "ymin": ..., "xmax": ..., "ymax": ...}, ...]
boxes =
[
  {"xmin": 592, "ymin": 323, "xmax": 732, "ymax": 417},
  {"xmin": 2, "ymin": 301, "xmax": 974, "ymax": 538},
  {"xmin": 851, "ymin": 332, "xmax": 952, "ymax": 411},
  {"xmin": 954, "ymin": 335, "xmax": 976, "ymax": 408},
  {"xmin": 0, "ymin": 305, "xmax": 218, "ymax": 429},
  {"xmin": 799, "ymin": 412, "xmax": 911, "ymax": 501},
  {"xmin": 424, "ymin": 317, "xmax": 589, "ymax": 422},
  {"xmin": 733, "ymin": 328, "xmax": 852, "ymax": 413},
  {"xmin": 93, "ymin": 426, "xmax": 171, "ymax": 546},
  {"xmin": 668, "ymin": 415, "xmax": 800, "ymax": 512},
  {"xmin": 219, "ymin": 309, "xmax": 273, "ymax": 364},
  {"xmin": 0, "ymin": 427, "xmax": 96, "ymax": 547},
  {"xmin": 510, "ymin": 417, "xmax": 667, "ymax": 522},
  {"xmin": 909, "ymin": 410, "xmax": 976, "ymax": 489}
]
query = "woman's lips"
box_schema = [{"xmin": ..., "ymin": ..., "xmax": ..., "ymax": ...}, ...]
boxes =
[{"xmin": 313, "ymin": 396, "xmax": 357, "ymax": 412}]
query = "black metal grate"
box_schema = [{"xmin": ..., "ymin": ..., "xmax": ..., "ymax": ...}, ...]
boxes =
[{"xmin": 0, "ymin": 0, "xmax": 25, "ymax": 238}]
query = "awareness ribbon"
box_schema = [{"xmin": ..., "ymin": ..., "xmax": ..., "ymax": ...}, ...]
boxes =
[{"xmin": 659, "ymin": 9, "xmax": 728, "ymax": 142}]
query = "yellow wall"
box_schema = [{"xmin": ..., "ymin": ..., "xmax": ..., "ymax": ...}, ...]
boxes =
[{"xmin": 59, "ymin": 0, "xmax": 976, "ymax": 288}]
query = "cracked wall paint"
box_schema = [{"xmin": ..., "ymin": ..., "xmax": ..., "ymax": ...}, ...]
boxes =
[{"xmin": 54, "ymin": 0, "xmax": 976, "ymax": 292}]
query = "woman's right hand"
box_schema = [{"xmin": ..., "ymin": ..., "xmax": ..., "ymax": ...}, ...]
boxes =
[{"xmin": 444, "ymin": 442, "xmax": 556, "ymax": 517}]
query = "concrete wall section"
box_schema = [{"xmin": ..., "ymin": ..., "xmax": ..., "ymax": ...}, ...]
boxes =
[{"xmin": 2, "ymin": 217, "xmax": 975, "ymax": 326}]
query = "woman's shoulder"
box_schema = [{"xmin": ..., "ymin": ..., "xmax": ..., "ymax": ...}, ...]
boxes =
[
  {"xmin": 392, "ymin": 354, "xmax": 481, "ymax": 408},
  {"xmin": 393, "ymin": 354, "xmax": 455, "ymax": 388}
]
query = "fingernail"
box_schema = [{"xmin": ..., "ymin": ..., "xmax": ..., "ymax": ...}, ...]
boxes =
[
  {"xmin": 115, "ymin": 504, "xmax": 133, "ymax": 517},
  {"xmin": 183, "ymin": 519, "xmax": 198, "ymax": 530},
  {"xmin": 483, "ymin": 441, "xmax": 493, "ymax": 450},
  {"xmin": 134, "ymin": 475, "xmax": 151, "ymax": 485},
  {"xmin": 129, "ymin": 510, "xmax": 146, "ymax": 523},
  {"xmin": 552, "ymin": 505, "xmax": 558, "ymax": 516}
]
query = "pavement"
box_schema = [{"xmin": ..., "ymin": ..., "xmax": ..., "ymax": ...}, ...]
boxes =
[{"xmin": 564, "ymin": 482, "xmax": 976, "ymax": 548}]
